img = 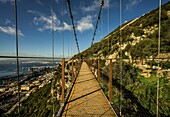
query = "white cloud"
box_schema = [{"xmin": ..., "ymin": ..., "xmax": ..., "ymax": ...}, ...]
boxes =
[
  {"xmin": 81, "ymin": 0, "xmax": 98, "ymax": 12},
  {"xmin": 28, "ymin": 10, "xmax": 93, "ymax": 32},
  {"xmin": 0, "ymin": 0, "xmax": 13, "ymax": 3},
  {"xmin": 125, "ymin": 0, "xmax": 142, "ymax": 11},
  {"xmin": 81, "ymin": 0, "xmax": 110, "ymax": 12},
  {"xmin": 103, "ymin": 0, "xmax": 111, "ymax": 8},
  {"xmin": 61, "ymin": 9, "xmax": 68, "ymax": 16},
  {"xmin": 62, "ymin": 22, "xmax": 72, "ymax": 31},
  {"xmin": 76, "ymin": 15, "xmax": 93, "ymax": 32},
  {"xmin": 36, "ymin": 15, "xmax": 60, "ymax": 31},
  {"xmin": 5, "ymin": 19, "xmax": 11, "ymax": 24},
  {"xmin": 37, "ymin": 0, "xmax": 44, "ymax": 6},
  {"xmin": 55, "ymin": 22, "xmax": 72, "ymax": 31},
  {"xmin": 0, "ymin": 26, "xmax": 24, "ymax": 36},
  {"xmin": 28, "ymin": 10, "xmax": 72, "ymax": 32},
  {"xmin": 28, "ymin": 10, "xmax": 60, "ymax": 32},
  {"xmin": 27, "ymin": 10, "xmax": 44, "ymax": 16}
]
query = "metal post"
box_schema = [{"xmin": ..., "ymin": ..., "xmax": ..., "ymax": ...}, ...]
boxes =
[
  {"xmin": 62, "ymin": 58, "xmax": 65, "ymax": 103},
  {"xmin": 98, "ymin": 59, "xmax": 101, "ymax": 83},
  {"xmin": 161, "ymin": 61, "xmax": 163, "ymax": 69},
  {"xmin": 109, "ymin": 59, "xmax": 112, "ymax": 102},
  {"xmin": 150, "ymin": 60, "xmax": 152, "ymax": 68},
  {"xmin": 72, "ymin": 59, "xmax": 74, "ymax": 83}
]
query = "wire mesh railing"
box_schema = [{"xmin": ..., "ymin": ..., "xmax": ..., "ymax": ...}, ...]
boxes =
[
  {"xmin": 1, "ymin": 0, "xmax": 170, "ymax": 116},
  {"xmin": 86, "ymin": 57, "xmax": 170, "ymax": 117},
  {"xmin": 0, "ymin": 57, "xmax": 82, "ymax": 117},
  {"xmin": 0, "ymin": 0, "xmax": 79, "ymax": 116}
]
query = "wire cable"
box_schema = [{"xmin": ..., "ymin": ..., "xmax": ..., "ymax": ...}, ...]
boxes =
[
  {"xmin": 91, "ymin": 0, "xmax": 104, "ymax": 46},
  {"xmin": 66, "ymin": 0, "xmax": 80, "ymax": 53},
  {"xmin": 51, "ymin": 0, "xmax": 55, "ymax": 116},
  {"xmin": 0, "ymin": 56, "xmax": 68, "ymax": 59},
  {"xmin": 108, "ymin": 0, "xmax": 110, "ymax": 54},
  {"xmin": 119, "ymin": 0, "xmax": 123, "ymax": 116},
  {"xmin": 62, "ymin": 0, "xmax": 65, "ymax": 58},
  {"xmin": 14, "ymin": 0, "xmax": 20, "ymax": 116},
  {"xmin": 157, "ymin": 0, "xmax": 162, "ymax": 117}
]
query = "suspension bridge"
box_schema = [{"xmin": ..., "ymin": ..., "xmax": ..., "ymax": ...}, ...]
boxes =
[
  {"xmin": 61, "ymin": 62, "xmax": 117, "ymax": 116},
  {"xmin": 0, "ymin": 0, "xmax": 168, "ymax": 117}
]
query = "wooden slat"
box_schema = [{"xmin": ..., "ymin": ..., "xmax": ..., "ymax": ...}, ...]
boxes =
[{"xmin": 62, "ymin": 62, "xmax": 117, "ymax": 116}]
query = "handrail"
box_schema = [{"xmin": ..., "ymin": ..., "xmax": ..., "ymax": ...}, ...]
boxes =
[{"xmin": 56, "ymin": 60, "xmax": 82, "ymax": 117}]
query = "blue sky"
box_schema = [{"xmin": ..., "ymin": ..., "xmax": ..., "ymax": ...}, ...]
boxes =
[{"xmin": 0, "ymin": 0, "xmax": 169, "ymax": 58}]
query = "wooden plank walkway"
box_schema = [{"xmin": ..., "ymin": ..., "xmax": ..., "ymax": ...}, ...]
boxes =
[{"xmin": 62, "ymin": 62, "xmax": 117, "ymax": 116}]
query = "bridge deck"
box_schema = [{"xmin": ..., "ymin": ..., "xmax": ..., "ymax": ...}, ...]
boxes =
[{"xmin": 62, "ymin": 62, "xmax": 117, "ymax": 116}]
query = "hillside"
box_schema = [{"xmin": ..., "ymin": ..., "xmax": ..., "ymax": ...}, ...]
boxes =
[
  {"xmin": 74, "ymin": 2, "xmax": 170, "ymax": 116},
  {"xmin": 74, "ymin": 1, "xmax": 170, "ymax": 59}
]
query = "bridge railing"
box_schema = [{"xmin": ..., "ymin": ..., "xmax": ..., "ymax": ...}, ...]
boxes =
[
  {"xmin": 85, "ymin": 57, "xmax": 170, "ymax": 117},
  {"xmin": 0, "ymin": 57, "xmax": 82, "ymax": 117},
  {"xmin": 0, "ymin": 57, "xmax": 62, "ymax": 117},
  {"xmin": 56, "ymin": 58, "xmax": 82, "ymax": 117}
]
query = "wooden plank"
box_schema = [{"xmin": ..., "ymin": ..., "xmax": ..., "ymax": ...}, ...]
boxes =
[{"xmin": 62, "ymin": 62, "xmax": 117, "ymax": 116}]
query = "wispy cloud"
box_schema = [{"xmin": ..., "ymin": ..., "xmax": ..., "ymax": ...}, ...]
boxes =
[
  {"xmin": 61, "ymin": 9, "xmax": 68, "ymax": 16},
  {"xmin": 76, "ymin": 15, "xmax": 93, "ymax": 32},
  {"xmin": 81, "ymin": 0, "xmax": 110, "ymax": 12},
  {"xmin": 125, "ymin": 0, "xmax": 142, "ymax": 11},
  {"xmin": 0, "ymin": 26, "xmax": 24, "ymax": 36},
  {"xmin": 27, "ymin": 10, "xmax": 44, "ymax": 16},
  {"xmin": 5, "ymin": 19, "xmax": 11, "ymax": 24},
  {"xmin": 37, "ymin": 0, "xmax": 44, "ymax": 6},
  {"xmin": 28, "ymin": 10, "xmax": 59, "ymax": 31},
  {"xmin": 103, "ymin": 0, "xmax": 111, "ymax": 8},
  {"xmin": 35, "ymin": 14, "xmax": 61, "ymax": 32},
  {"xmin": 55, "ymin": 22, "xmax": 72, "ymax": 31},
  {"xmin": 28, "ymin": 10, "xmax": 93, "ymax": 32},
  {"xmin": 28, "ymin": 10, "xmax": 72, "ymax": 32}
]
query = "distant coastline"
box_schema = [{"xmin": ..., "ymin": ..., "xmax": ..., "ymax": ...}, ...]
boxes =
[{"xmin": 0, "ymin": 60, "xmax": 60, "ymax": 87}]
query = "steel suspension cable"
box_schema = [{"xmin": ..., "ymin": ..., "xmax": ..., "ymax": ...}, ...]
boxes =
[
  {"xmin": 52, "ymin": 0, "xmax": 55, "ymax": 68},
  {"xmin": 119, "ymin": 0, "xmax": 123, "ymax": 116},
  {"xmin": 14, "ymin": 0, "xmax": 20, "ymax": 116},
  {"xmin": 62, "ymin": 0, "xmax": 65, "ymax": 58},
  {"xmin": 108, "ymin": 0, "xmax": 110, "ymax": 53},
  {"xmin": 66, "ymin": 0, "xmax": 80, "ymax": 53},
  {"xmin": 51, "ymin": 0, "xmax": 55, "ymax": 116},
  {"xmin": 91, "ymin": 0, "xmax": 104, "ymax": 46},
  {"xmin": 157, "ymin": 0, "xmax": 161, "ymax": 117}
]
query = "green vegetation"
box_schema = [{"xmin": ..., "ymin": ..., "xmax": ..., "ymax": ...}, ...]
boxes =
[
  {"xmin": 75, "ymin": 2, "xmax": 170, "ymax": 116},
  {"xmin": 3, "ymin": 83, "xmax": 59, "ymax": 117},
  {"xmin": 2, "ymin": 60, "xmax": 82, "ymax": 117},
  {"xmin": 129, "ymin": 38, "xmax": 158, "ymax": 58},
  {"xmin": 97, "ymin": 60, "xmax": 170, "ymax": 116},
  {"xmin": 163, "ymin": 61, "xmax": 170, "ymax": 69},
  {"xmin": 2, "ymin": 65, "xmax": 63, "ymax": 117},
  {"xmin": 73, "ymin": 2, "xmax": 170, "ymax": 59}
]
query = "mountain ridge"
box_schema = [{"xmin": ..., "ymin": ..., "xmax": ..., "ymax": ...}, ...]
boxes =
[{"xmin": 74, "ymin": 1, "xmax": 170, "ymax": 60}]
